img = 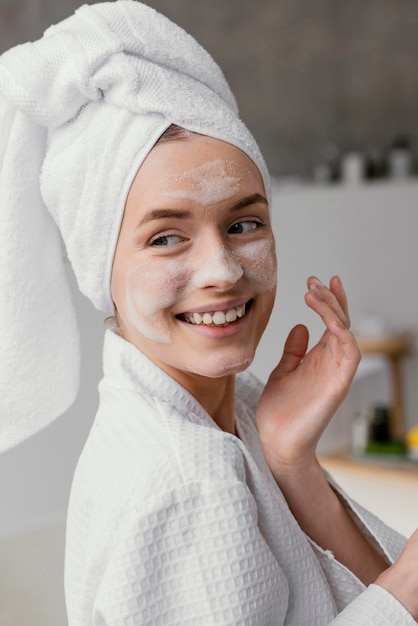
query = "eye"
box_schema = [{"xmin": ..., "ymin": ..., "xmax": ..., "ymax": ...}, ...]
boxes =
[
  {"xmin": 150, "ymin": 233, "xmax": 186, "ymax": 247},
  {"xmin": 228, "ymin": 220, "xmax": 262, "ymax": 235}
]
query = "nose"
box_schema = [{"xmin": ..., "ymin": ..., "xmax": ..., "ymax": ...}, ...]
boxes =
[{"xmin": 192, "ymin": 242, "xmax": 244, "ymax": 289}]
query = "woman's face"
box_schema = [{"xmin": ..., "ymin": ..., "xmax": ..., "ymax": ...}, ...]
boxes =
[{"xmin": 111, "ymin": 134, "xmax": 277, "ymax": 384}]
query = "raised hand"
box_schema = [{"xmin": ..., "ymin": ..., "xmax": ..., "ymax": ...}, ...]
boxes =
[{"xmin": 256, "ymin": 275, "xmax": 361, "ymax": 476}]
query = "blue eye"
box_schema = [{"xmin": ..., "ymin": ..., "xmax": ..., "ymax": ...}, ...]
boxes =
[
  {"xmin": 150, "ymin": 234, "xmax": 185, "ymax": 247},
  {"xmin": 228, "ymin": 220, "xmax": 261, "ymax": 234}
]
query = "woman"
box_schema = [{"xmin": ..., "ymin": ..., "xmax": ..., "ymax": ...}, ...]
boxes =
[{"xmin": 0, "ymin": 2, "xmax": 417, "ymax": 624}]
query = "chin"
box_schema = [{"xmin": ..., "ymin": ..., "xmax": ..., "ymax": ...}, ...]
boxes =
[{"xmin": 191, "ymin": 352, "xmax": 255, "ymax": 379}]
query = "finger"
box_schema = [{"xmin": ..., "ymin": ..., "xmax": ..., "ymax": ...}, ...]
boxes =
[
  {"xmin": 329, "ymin": 275, "xmax": 351, "ymax": 327},
  {"xmin": 270, "ymin": 324, "xmax": 309, "ymax": 380},
  {"xmin": 307, "ymin": 276, "xmax": 348, "ymax": 326},
  {"xmin": 305, "ymin": 276, "xmax": 349, "ymax": 328},
  {"xmin": 305, "ymin": 290, "xmax": 348, "ymax": 333},
  {"xmin": 305, "ymin": 289, "xmax": 359, "ymax": 363},
  {"xmin": 328, "ymin": 319, "xmax": 361, "ymax": 365}
]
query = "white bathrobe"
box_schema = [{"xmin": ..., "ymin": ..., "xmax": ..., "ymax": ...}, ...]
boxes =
[{"xmin": 65, "ymin": 330, "xmax": 415, "ymax": 625}]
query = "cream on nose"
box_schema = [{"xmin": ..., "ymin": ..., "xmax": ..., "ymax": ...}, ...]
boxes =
[{"xmin": 192, "ymin": 244, "xmax": 244, "ymax": 288}]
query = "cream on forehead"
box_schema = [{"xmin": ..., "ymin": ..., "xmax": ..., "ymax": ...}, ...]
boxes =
[{"xmin": 160, "ymin": 159, "xmax": 241, "ymax": 205}]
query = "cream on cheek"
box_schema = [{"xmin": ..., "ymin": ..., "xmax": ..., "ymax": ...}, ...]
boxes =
[
  {"xmin": 123, "ymin": 238, "xmax": 276, "ymax": 344},
  {"xmin": 183, "ymin": 241, "xmax": 276, "ymax": 377},
  {"xmin": 191, "ymin": 237, "xmax": 276, "ymax": 293},
  {"xmin": 124, "ymin": 260, "xmax": 192, "ymax": 344},
  {"xmin": 237, "ymin": 237, "xmax": 277, "ymax": 292}
]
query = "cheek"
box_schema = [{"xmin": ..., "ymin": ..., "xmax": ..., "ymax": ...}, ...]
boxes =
[
  {"xmin": 237, "ymin": 238, "xmax": 277, "ymax": 292},
  {"xmin": 128, "ymin": 262, "xmax": 183, "ymax": 314},
  {"xmin": 122, "ymin": 260, "xmax": 194, "ymax": 343}
]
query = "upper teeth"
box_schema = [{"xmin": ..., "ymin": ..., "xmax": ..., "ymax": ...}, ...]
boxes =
[{"xmin": 185, "ymin": 304, "xmax": 246, "ymax": 326}]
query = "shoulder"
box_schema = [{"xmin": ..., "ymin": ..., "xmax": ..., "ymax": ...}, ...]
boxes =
[{"xmin": 71, "ymin": 378, "xmax": 249, "ymax": 521}]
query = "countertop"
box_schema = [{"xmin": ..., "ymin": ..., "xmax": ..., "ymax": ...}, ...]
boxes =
[{"xmin": 320, "ymin": 452, "xmax": 418, "ymax": 537}]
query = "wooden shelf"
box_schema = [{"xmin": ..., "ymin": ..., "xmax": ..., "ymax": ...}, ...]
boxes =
[
  {"xmin": 319, "ymin": 451, "xmax": 418, "ymax": 484},
  {"xmin": 319, "ymin": 451, "xmax": 418, "ymax": 536},
  {"xmin": 355, "ymin": 331, "xmax": 415, "ymax": 441}
]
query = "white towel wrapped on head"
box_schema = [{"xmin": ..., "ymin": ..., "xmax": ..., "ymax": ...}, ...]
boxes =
[{"xmin": 0, "ymin": 0, "xmax": 269, "ymax": 452}]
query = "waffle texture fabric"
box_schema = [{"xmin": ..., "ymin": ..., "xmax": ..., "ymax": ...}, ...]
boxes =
[
  {"xmin": 64, "ymin": 330, "xmax": 416, "ymax": 625},
  {"xmin": 0, "ymin": 0, "xmax": 268, "ymax": 453}
]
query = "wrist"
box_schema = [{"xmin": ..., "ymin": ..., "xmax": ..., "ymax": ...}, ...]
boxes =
[
  {"xmin": 271, "ymin": 457, "xmax": 389, "ymax": 586},
  {"xmin": 264, "ymin": 448, "xmax": 321, "ymax": 487},
  {"xmin": 376, "ymin": 566, "xmax": 418, "ymax": 620},
  {"xmin": 267, "ymin": 455, "xmax": 332, "ymax": 519},
  {"xmin": 259, "ymin": 434, "xmax": 319, "ymax": 482}
]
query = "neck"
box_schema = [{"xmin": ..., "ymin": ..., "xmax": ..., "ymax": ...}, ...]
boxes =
[
  {"xmin": 190, "ymin": 375, "xmax": 236, "ymax": 434},
  {"xmin": 167, "ymin": 367, "xmax": 236, "ymax": 434}
]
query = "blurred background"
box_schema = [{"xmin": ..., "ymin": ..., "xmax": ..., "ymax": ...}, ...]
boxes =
[
  {"xmin": 1, "ymin": 0, "xmax": 417, "ymax": 179},
  {"xmin": 1, "ymin": 1, "xmax": 418, "ymax": 624}
]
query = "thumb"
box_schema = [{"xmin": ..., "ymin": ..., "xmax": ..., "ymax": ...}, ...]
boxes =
[{"xmin": 269, "ymin": 324, "xmax": 309, "ymax": 382}]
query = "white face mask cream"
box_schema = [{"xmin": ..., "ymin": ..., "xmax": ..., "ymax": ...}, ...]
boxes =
[
  {"xmin": 191, "ymin": 242, "xmax": 244, "ymax": 289},
  {"xmin": 122, "ymin": 158, "xmax": 273, "ymax": 345},
  {"xmin": 111, "ymin": 134, "xmax": 277, "ymax": 383},
  {"xmin": 234, "ymin": 238, "xmax": 277, "ymax": 293},
  {"xmin": 124, "ymin": 259, "xmax": 191, "ymax": 344},
  {"xmin": 124, "ymin": 236, "xmax": 276, "ymax": 345},
  {"xmin": 160, "ymin": 159, "xmax": 241, "ymax": 206}
]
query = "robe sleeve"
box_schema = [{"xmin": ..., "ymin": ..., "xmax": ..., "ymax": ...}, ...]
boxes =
[
  {"xmin": 331, "ymin": 584, "xmax": 416, "ymax": 625},
  {"xmin": 308, "ymin": 473, "xmax": 417, "ymax": 624}
]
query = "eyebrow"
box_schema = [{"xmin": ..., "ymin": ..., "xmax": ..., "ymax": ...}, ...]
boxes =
[
  {"xmin": 136, "ymin": 193, "xmax": 268, "ymax": 228},
  {"xmin": 231, "ymin": 192, "xmax": 268, "ymax": 212}
]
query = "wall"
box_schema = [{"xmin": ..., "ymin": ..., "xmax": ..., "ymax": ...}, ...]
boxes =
[
  {"xmin": 0, "ymin": 273, "xmax": 104, "ymax": 537},
  {"xmin": 1, "ymin": 0, "xmax": 417, "ymax": 177}
]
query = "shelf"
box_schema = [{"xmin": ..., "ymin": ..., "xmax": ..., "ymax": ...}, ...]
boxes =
[
  {"xmin": 319, "ymin": 452, "xmax": 418, "ymax": 536},
  {"xmin": 320, "ymin": 451, "xmax": 418, "ymax": 484},
  {"xmin": 270, "ymin": 177, "xmax": 418, "ymax": 197}
]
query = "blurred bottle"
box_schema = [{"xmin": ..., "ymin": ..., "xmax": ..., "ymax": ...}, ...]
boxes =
[
  {"xmin": 313, "ymin": 144, "xmax": 341, "ymax": 184},
  {"xmin": 388, "ymin": 134, "xmax": 412, "ymax": 180},
  {"xmin": 369, "ymin": 405, "xmax": 391, "ymax": 443},
  {"xmin": 341, "ymin": 151, "xmax": 365, "ymax": 185},
  {"xmin": 365, "ymin": 148, "xmax": 386, "ymax": 180},
  {"xmin": 406, "ymin": 425, "xmax": 418, "ymax": 461},
  {"xmin": 351, "ymin": 410, "xmax": 369, "ymax": 456}
]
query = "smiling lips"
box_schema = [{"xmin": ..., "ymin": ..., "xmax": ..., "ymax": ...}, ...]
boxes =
[{"xmin": 181, "ymin": 302, "xmax": 248, "ymax": 326}]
